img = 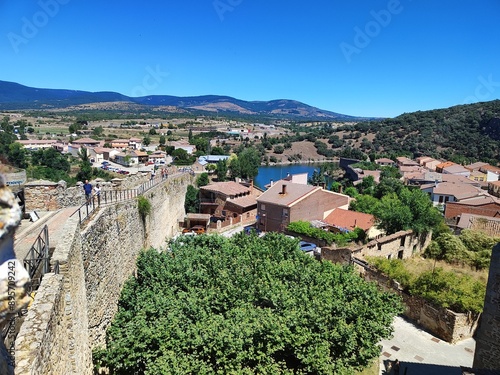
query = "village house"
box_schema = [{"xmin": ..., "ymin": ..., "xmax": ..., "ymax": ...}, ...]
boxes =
[
  {"xmin": 440, "ymin": 164, "xmax": 471, "ymax": 178},
  {"xmin": 445, "ymin": 195, "xmax": 500, "ymax": 219},
  {"xmin": 407, "ymin": 172, "xmax": 478, "ymax": 187},
  {"xmin": 435, "ymin": 161, "xmax": 456, "ymax": 173},
  {"xmin": 416, "ymin": 156, "xmax": 441, "ymax": 171},
  {"xmin": 323, "ymin": 208, "xmax": 382, "ymax": 240},
  {"xmin": 469, "ymin": 170, "xmax": 487, "ymax": 182},
  {"xmin": 68, "ymin": 138, "xmax": 102, "ymax": 157},
  {"xmin": 199, "ymin": 181, "xmax": 260, "ymax": 228},
  {"xmin": 110, "ymin": 139, "xmax": 129, "ymax": 149},
  {"xmin": 398, "ymin": 165, "xmax": 423, "ymax": 180},
  {"xmin": 256, "ymin": 181, "xmax": 350, "ymax": 233},
  {"xmin": 479, "ymin": 165, "xmax": 500, "ymax": 182},
  {"xmin": 421, "ymin": 181, "xmax": 484, "ymax": 206},
  {"xmin": 17, "ymin": 139, "xmax": 58, "ymax": 150},
  {"xmin": 171, "ymin": 141, "xmax": 196, "ymax": 155},
  {"xmin": 71, "ymin": 137, "xmax": 101, "ymax": 147},
  {"xmin": 353, "ymin": 169, "xmax": 382, "ymax": 184},
  {"xmin": 465, "ymin": 161, "xmax": 490, "ymax": 172},
  {"xmin": 375, "ymin": 158, "xmax": 395, "ymax": 167},
  {"xmin": 197, "ymin": 155, "xmax": 230, "ymax": 167},
  {"xmin": 396, "ymin": 156, "xmax": 419, "ymax": 167},
  {"xmin": 488, "ymin": 181, "xmax": 500, "ymax": 198},
  {"xmin": 454, "ymin": 213, "xmax": 500, "ymax": 237},
  {"xmin": 114, "ymin": 150, "xmax": 148, "ymax": 166},
  {"xmin": 128, "ymin": 138, "xmax": 142, "ymax": 150},
  {"xmin": 88, "ymin": 147, "xmax": 119, "ymax": 164},
  {"xmin": 148, "ymin": 151, "xmax": 171, "ymax": 165}
]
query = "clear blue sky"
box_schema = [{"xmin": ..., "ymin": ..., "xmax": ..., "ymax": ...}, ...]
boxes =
[{"xmin": 1, "ymin": 0, "xmax": 499, "ymax": 117}]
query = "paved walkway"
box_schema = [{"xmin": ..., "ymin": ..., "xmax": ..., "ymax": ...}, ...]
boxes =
[
  {"xmin": 379, "ymin": 316, "xmax": 475, "ymax": 374},
  {"xmin": 14, "ymin": 207, "xmax": 78, "ymax": 260}
]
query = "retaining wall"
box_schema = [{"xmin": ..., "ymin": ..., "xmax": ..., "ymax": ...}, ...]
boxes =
[
  {"xmin": 14, "ymin": 174, "xmax": 192, "ymax": 374},
  {"xmin": 360, "ymin": 264, "xmax": 479, "ymax": 343}
]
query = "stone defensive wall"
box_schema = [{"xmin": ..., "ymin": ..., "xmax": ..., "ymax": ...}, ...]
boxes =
[
  {"xmin": 473, "ymin": 243, "xmax": 500, "ymax": 371},
  {"xmin": 15, "ymin": 173, "xmax": 193, "ymax": 374},
  {"xmin": 360, "ymin": 264, "xmax": 479, "ymax": 343}
]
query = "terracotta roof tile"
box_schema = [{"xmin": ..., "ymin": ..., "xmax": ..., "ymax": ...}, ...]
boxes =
[
  {"xmin": 257, "ymin": 181, "xmax": 319, "ymax": 207},
  {"xmin": 324, "ymin": 208, "xmax": 375, "ymax": 231},
  {"xmin": 201, "ymin": 181, "xmax": 251, "ymax": 196}
]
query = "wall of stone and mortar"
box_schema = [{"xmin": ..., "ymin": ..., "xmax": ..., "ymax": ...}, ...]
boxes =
[
  {"xmin": 320, "ymin": 230, "xmax": 479, "ymax": 343},
  {"xmin": 360, "ymin": 265, "xmax": 479, "ymax": 343},
  {"xmin": 473, "ymin": 243, "xmax": 500, "ymax": 371},
  {"xmin": 14, "ymin": 173, "xmax": 192, "ymax": 374},
  {"xmin": 16, "ymin": 213, "xmax": 91, "ymax": 375},
  {"xmin": 23, "ymin": 173, "xmax": 153, "ymax": 211}
]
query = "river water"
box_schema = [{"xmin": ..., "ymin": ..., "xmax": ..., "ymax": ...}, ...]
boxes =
[{"xmin": 255, "ymin": 164, "xmax": 324, "ymax": 190}]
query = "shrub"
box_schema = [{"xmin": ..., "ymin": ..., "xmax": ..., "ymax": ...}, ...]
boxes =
[
  {"xmin": 287, "ymin": 221, "xmax": 361, "ymax": 246},
  {"xmin": 137, "ymin": 196, "xmax": 151, "ymax": 219}
]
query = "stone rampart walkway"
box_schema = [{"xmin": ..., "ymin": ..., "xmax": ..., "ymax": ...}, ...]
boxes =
[{"xmin": 14, "ymin": 207, "xmax": 78, "ymax": 261}]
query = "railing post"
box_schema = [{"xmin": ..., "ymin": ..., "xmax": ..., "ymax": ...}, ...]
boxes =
[{"xmin": 43, "ymin": 225, "xmax": 49, "ymax": 274}]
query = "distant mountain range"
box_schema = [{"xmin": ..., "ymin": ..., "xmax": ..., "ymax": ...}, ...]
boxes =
[{"xmin": 0, "ymin": 80, "xmax": 369, "ymax": 121}]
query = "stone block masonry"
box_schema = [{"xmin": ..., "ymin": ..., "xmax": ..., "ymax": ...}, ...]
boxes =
[
  {"xmin": 473, "ymin": 243, "xmax": 500, "ymax": 371},
  {"xmin": 14, "ymin": 173, "xmax": 193, "ymax": 374}
]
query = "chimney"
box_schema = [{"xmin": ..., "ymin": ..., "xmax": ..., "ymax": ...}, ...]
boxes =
[
  {"xmin": 270, "ymin": 179, "xmax": 274, "ymax": 187},
  {"xmin": 281, "ymin": 184, "xmax": 287, "ymax": 195}
]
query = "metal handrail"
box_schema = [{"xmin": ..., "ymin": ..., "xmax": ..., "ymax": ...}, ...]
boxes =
[
  {"xmin": 69, "ymin": 171, "xmax": 186, "ymax": 225},
  {"xmin": 23, "ymin": 225, "xmax": 49, "ymax": 280}
]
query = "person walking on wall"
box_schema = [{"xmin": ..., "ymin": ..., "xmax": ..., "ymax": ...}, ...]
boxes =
[
  {"xmin": 94, "ymin": 183, "xmax": 101, "ymax": 206},
  {"xmin": 83, "ymin": 180, "xmax": 92, "ymax": 205}
]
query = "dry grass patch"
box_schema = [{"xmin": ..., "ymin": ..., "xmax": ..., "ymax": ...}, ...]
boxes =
[{"xmin": 403, "ymin": 256, "xmax": 489, "ymax": 284}]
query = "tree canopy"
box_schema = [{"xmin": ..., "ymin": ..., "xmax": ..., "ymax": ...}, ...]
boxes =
[{"xmin": 94, "ymin": 233, "xmax": 403, "ymax": 374}]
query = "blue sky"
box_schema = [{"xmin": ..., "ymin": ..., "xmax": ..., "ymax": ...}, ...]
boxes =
[{"xmin": 1, "ymin": 0, "xmax": 499, "ymax": 117}]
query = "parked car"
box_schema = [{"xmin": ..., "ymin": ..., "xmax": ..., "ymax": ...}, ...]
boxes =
[
  {"xmin": 299, "ymin": 241, "xmax": 318, "ymax": 252},
  {"xmin": 182, "ymin": 225, "xmax": 206, "ymax": 235},
  {"xmin": 190, "ymin": 225, "xmax": 206, "ymax": 234}
]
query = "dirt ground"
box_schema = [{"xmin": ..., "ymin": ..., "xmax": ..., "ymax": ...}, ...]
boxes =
[{"xmin": 269, "ymin": 140, "xmax": 331, "ymax": 163}]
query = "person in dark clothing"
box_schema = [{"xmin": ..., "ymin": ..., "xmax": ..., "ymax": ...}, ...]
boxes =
[
  {"xmin": 83, "ymin": 180, "xmax": 92, "ymax": 204},
  {"xmin": 393, "ymin": 359, "xmax": 400, "ymax": 375}
]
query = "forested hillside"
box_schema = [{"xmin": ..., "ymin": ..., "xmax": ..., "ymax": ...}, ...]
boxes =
[{"xmin": 340, "ymin": 100, "xmax": 500, "ymax": 163}]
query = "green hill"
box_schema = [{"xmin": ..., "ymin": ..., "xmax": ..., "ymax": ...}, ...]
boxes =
[{"xmin": 343, "ymin": 100, "xmax": 500, "ymax": 163}]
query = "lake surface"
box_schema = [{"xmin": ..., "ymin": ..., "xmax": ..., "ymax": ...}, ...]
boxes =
[{"xmin": 255, "ymin": 164, "xmax": 323, "ymax": 189}]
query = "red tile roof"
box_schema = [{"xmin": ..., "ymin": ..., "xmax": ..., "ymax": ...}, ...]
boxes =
[
  {"xmin": 257, "ymin": 181, "xmax": 319, "ymax": 207},
  {"xmin": 324, "ymin": 208, "xmax": 375, "ymax": 231},
  {"xmin": 72, "ymin": 137, "xmax": 99, "ymax": 144},
  {"xmin": 201, "ymin": 181, "xmax": 251, "ymax": 196}
]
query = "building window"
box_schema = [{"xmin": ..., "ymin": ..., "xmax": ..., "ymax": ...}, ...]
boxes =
[
  {"xmin": 261, "ymin": 204, "xmax": 266, "ymax": 211},
  {"xmin": 438, "ymin": 195, "xmax": 444, "ymax": 204},
  {"xmin": 282, "ymin": 209, "xmax": 289, "ymax": 218}
]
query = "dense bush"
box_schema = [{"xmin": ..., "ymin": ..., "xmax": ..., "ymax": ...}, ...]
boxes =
[
  {"xmin": 287, "ymin": 221, "xmax": 363, "ymax": 246},
  {"xmin": 424, "ymin": 229, "xmax": 499, "ymax": 270},
  {"xmin": 367, "ymin": 257, "xmax": 486, "ymax": 314},
  {"xmin": 94, "ymin": 234, "xmax": 402, "ymax": 374}
]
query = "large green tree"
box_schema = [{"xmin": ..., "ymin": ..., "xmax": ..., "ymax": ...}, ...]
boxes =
[
  {"xmin": 238, "ymin": 148, "xmax": 261, "ymax": 180},
  {"xmin": 76, "ymin": 147, "xmax": 92, "ymax": 182},
  {"xmin": 216, "ymin": 159, "xmax": 228, "ymax": 182},
  {"xmin": 7, "ymin": 142, "xmax": 27, "ymax": 169},
  {"xmin": 94, "ymin": 233, "xmax": 402, "ymax": 374},
  {"xmin": 184, "ymin": 185, "xmax": 199, "ymax": 213},
  {"xmin": 31, "ymin": 148, "xmax": 70, "ymax": 172}
]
